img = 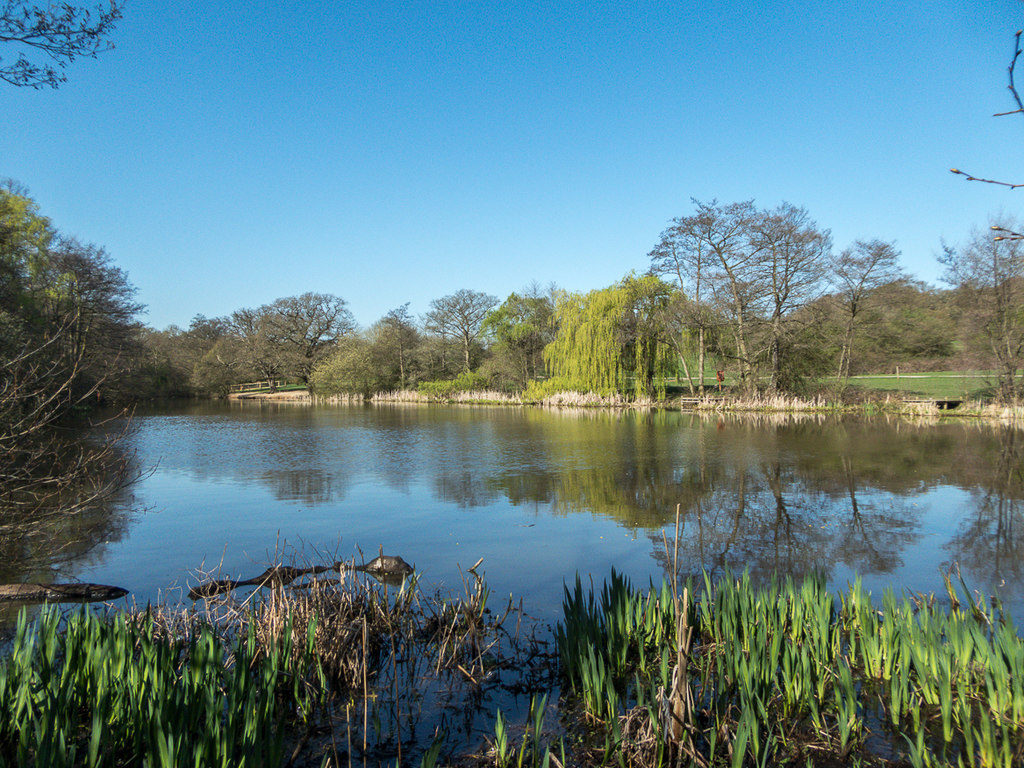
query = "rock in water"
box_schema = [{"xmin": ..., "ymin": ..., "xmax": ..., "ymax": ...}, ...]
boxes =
[{"xmin": 361, "ymin": 555, "xmax": 414, "ymax": 575}]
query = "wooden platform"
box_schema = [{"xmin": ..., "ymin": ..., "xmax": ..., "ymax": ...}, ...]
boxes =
[{"xmin": 903, "ymin": 399, "xmax": 963, "ymax": 410}]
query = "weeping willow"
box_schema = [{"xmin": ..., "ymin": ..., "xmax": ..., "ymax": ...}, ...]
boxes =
[{"xmin": 543, "ymin": 275, "xmax": 674, "ymax": 397}]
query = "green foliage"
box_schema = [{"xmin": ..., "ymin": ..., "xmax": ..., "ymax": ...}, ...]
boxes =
[
  {"xmin": 417, "ymin": 370, "xmax": 490, "ymax": 400},
  {"xmin": 543, "ymin": 275, "xmax": 674, "ymax": 398},
  {"xmin": 310, "ymin": 336, "xmax": 386, "ymax": 397},
  {"xmin": 556, "ymin": 568, "xmax": 1024, "ymax": 767},
  {"xmin": 0, "ymin": 186, "xmax": 53, "ymax": 321},
  {"xmin": 0, "ymin": 605, "xmax": 325, "ymax": 767},
  {"xmin": 482, "ymin": 289, "xmax": 556, "ymax": 388}
]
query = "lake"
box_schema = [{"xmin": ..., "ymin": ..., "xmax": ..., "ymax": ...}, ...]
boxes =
[{"xmin": 9, "ymin": 401, "xmax": 1024, "ymax": 622}]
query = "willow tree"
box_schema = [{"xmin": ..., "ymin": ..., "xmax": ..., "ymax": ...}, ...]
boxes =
[{"xmin": 544, "ymin": 275, "xmax": 673, "ymax": 397}]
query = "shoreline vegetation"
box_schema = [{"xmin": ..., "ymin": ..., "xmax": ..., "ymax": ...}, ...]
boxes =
[
  {"xmin": 229, "ymin": 385, "xmax": 1024, "ymax": 422},
  {"xmin": 2, "ymin": 559, "xmax": 1021, "ymax": 767}
]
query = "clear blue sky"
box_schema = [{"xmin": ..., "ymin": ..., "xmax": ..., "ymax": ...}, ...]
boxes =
[{"xmin": 2, "ymin": 1, "xmax": 1022, "ymax": 330}]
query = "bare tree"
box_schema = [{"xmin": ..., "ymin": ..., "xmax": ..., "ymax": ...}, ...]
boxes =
[
  {"xmin": 689, "ymin": 200, "xmax": 762, "ymax": 386},
  {"xmin": 36, "ymin": 237, "xmax": 144, "ymax": 400},
  {"xmin": 751, "ymin": 203, "xmax": 831, "ymax": 393},
  {"xmin": 264, "ymin": 292, "xmax": 355, "ymax": 384},
  {"xmin": 832, "ymin": 240, "xmax": 903, "ymax": 383},
  {"xmin": 0, "ymin": 315, "xmax": 136, "ymax": 541},
  {"xmin": 229, "ymin": 306, "xmax": 284, "ymax": 388},
  {"xmin": 1, "ymin": 0, "xmax": 123, "ymax": 88},
  {"xmin": 424, "ymin": 289, "xmax": 497, "ymax": 373},
  {"xmin": 373, "ymin": 303, "xmax": 420, "ymax": 389},
  {"xmin": 940, "ymin": 223, "xmax": 1024, "ymax": 404},
  {"xmin": 649, "ymin": 206, "xmax": 718, "ymax": 393}
]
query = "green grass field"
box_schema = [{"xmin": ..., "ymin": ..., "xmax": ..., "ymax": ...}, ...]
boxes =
[
  {"xmin": 846, "ymin": 372, "xmax": 1000, "ymax": 400},
  {"xmin": 660, "ymin": 370, "xmax": 1010, "ymax": 401}
]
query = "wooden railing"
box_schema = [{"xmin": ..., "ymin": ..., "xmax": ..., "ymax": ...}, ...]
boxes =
[{"xmin": 229, "ymin": 380, "xmax": 286, "ymax": 393}]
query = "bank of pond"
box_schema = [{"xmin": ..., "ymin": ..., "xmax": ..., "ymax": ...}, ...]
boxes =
[
  {"xmin": 1, "ymin": 566, "xmax": 1021, "ymax": 768},
  {"xmin": 249, "ymin": 385, "xmax": 1024, "ymax": 422}
]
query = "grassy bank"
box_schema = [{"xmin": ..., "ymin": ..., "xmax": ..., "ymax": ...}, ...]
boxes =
[
  {"xmin": 2, "ymin": 561, "xmax": 1022, "ymax": 767},
  {"xmin": 845, "ymin": 372, "xmax": 1003, "ymax": 401}
]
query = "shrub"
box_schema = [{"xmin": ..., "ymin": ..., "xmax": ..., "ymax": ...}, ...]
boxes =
[{"xmin": 417, "ymin": 371, "xmax": 491, "ymax": 400}]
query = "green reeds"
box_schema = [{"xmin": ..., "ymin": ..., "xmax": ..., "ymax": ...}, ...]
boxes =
[
  {"xmin": 555, "ymin": 568, "xmax": 1024, "ymax": 768},
  {"xmin": 555, "ymin": 570, "xmax": 677, "ymax": 722},
  {"xmin": 0, "ymin": 559, "xmax": 554, "ymax": 767},
  {"xmin": 0, "ymin": 605, "xmax": 326, "ymax": 767}
]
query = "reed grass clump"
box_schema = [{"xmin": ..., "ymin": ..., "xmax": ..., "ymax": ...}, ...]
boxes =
[
  {"xmin": 0, "ymin": 562, "xmax": 555, "ymax": 767},
  {"xmin": 688, "ymin": 393, "xmax": 834, "ymax": 412},
  {"xmin": 0, "ymin": 604, "xmax": 327, "ymax": 767},
  {"xmin": 554, "ymin": 569, "xmax": 1024, "ymax": 768},
  {"xmin": 5, "ymin": 560, "xmax": 1022, "ymax": 767}
]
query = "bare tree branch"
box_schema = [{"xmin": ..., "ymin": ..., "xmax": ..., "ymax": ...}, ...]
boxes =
[
  {"xmin": 1001, "ymin": 28, "xmax": 1024, "ymax": 115},
  {"xmin": 1, "ymin": 1, "xmax": 122, "ymax": 88},
  {"xmin": 950, "ymin": 168, "xmax": 1024, "ymax": 189},
  {"xmin": 991, "ymin": 224, "xmax": 1024, "ymax": 241},
  {"xmin": 950, "ymin": 26, "xmax": 1024, "ymax": 191}
]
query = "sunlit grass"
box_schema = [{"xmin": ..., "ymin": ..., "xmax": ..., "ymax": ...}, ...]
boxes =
[{"xmin": 846, "ymin": 372, "xmax": 1001, "ymax": 400}]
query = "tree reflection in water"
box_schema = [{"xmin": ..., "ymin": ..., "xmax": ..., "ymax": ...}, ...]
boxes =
[
  {"xmin": 45, "ymin": 402, "xmax": 1024, "ymax": 617},
  {"xmin": 947, "ymin": 426, "xmax": 1024, "ymax": 603}
]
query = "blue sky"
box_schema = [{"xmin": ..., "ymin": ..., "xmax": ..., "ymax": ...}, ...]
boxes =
[{"xmin": 2, "ymin": 1, "xmax": 1022, "ymax": 330}]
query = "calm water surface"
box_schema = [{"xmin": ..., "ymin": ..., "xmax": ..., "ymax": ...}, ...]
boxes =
[{"xmin": 18, "ymin": 401, "xmax": 1024, "ymax": 621}]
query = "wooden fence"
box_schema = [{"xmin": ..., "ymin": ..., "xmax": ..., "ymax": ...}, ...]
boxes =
[{"xmin": 229, "ymin": 380, "xmax": 286, "ymax": 393}]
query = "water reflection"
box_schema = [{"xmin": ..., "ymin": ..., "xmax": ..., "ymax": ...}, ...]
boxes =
[
  {"xmin": 60, "ymin": 402, "xmax": 1024, "ymax": 614},
  {"xmin": 946, "ymin": 427, "xmax": 1024, "ymax": 603},
  {"xmin": 0, "ymin": 450, "xmax": 136, "ymax": 585}
]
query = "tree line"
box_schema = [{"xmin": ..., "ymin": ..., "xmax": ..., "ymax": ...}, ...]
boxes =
[
  {"xmin": 3, "ymin": 184, "xmax": 1023, "ymax": 421},
  {"xmin": 136, "ymin": 199, "xmax": 1024, "ymax": 406}
]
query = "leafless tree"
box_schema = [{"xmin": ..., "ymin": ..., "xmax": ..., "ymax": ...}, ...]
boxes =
[
  {"xmin": 751, "ymin": 203, "xmax": 831, "ymax": 393},
  {"xmin": 229, "ymin": 306, "xmax": 284, "ymax": 388},
  {"xmin": 264, "ymin": 292, "xmax": 355, "ymax": 384},
  {"xmin": 651, "ymin": 201, "xmax": 833, "ymax": 393},
  {"xmin": 373, "ymin": 303, "xmax": 420, "ymax": 389},
  {"xmin": 1, "ymin": 0, "xmax": 122, "ymax": 88},
  {"xmin": 649, "ymin": 204, "xmax": 719, "ymax": 393},
  {"xmin": 0, "ymin": 316, "xmax": 136, "ymax": 538},
  {"xmin": 831, "ymin": 240, "xmax": 903, "ymax": 383},
  {"xmin": 424, "ymin": 289, "xmax": 497, "ymax": 373},
  {"xmin": 686, "ymin": 200, "xmax": 761, "ymax": 386},
  {"xmin": 940, "ymin": 223, "xmax": 1024, "ymax": 404}
]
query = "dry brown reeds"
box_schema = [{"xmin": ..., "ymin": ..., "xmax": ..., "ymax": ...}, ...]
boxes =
[
  {"xmin": 529, "ymin": 389, "xmax": 634, "ymax": 407},
  {"xmin": 686, "ymin": 392, "xmax": 834, "ymax": 412},
  {"xmin": 127, "ymin": 551, "xmax": 557, "ymax": 764}
]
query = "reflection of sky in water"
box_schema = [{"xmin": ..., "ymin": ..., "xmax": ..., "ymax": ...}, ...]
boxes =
[
  {"xmin": 68, "ymin": 404, "xmax": 1024, "ymax": 622},
  {"xmin": 833, "ymin": 485, "xmax": 1008, "ymax": 608}
]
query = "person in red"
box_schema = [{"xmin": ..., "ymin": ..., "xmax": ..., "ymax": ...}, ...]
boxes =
[{"xmin": 716, "ymin": 370, "xmax": 725, "ymax": 392}]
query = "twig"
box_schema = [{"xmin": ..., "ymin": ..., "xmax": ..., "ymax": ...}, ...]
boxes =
[
  {"xmin": 949, "ymin": 168, "xmax": 1024, "ymax": 189},
  {"xmin": 991, "ymin": 224, "xmax": 1024, "ymax": 241},
  {"xmin": 1005, "ymin": 29, "xmax": 1024, "ymax": 115},
  {"xmin": 455, "ymin": 663, "xmax": 479, "ymax": 684}
]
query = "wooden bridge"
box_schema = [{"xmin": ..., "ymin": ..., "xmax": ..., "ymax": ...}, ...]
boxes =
[{"xmin": 229, "ymin": 380, "xmax": 286, "ymax": 393}]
